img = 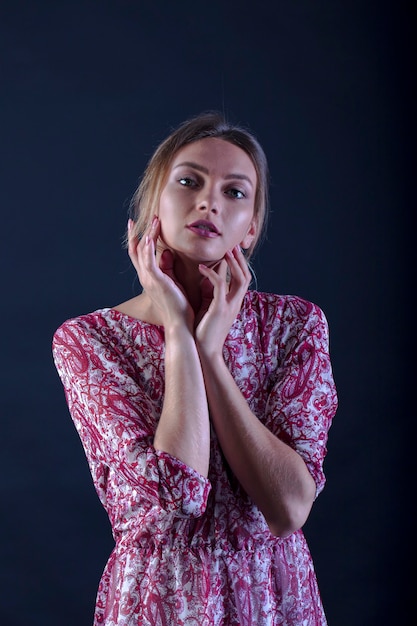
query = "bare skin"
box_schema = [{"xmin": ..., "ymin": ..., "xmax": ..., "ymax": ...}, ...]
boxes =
[{"xmin": 114, "ymin": 138, "xmax": 316, "ymax": 537}]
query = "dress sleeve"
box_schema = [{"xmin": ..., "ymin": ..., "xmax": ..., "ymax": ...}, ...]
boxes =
[
  {"xmin": 264, "ymin": 299, "xmax": 338, "ymax": 497},
  {"xmin": 52, "ymin": 316, "xmax": 211, "ymax": 518}
]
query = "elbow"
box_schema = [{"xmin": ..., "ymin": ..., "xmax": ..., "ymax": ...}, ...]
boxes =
[
  {"xmin": 266, "ymin": 497, "xmax": 315, "ymax": 538},
  {"xmin": 266, "ymin": 516, "xmax": 303, "ymax": 539}
]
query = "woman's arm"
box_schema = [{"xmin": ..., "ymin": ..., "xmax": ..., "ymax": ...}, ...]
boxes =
[
  {"xmin": 53, "ymin": 317, "xmax": 211, "ymax": 517},
  {"xmin": 129, "ymin": 218, "xmax": 210, "ymax": 477},
  {"xmin": 198, "ymin": 352, "xmax": 316, "ymax": 537},
  {"xmin": 154, "ymin": 323, "xmax": 210, "ymax": 477},
  {"xmin": 196, "ymin": 246, "xmax": 317, "ymax": 537}
]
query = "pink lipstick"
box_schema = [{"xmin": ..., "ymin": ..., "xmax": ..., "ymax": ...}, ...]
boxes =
[{"xmin": 187, "ymin": 220, "xmax": 220, "ymax": 238}]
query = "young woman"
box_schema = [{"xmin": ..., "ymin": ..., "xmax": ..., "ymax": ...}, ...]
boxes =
[{"xmin": 53, "ymin": 112, "xmax": 338, "ymax": 625}]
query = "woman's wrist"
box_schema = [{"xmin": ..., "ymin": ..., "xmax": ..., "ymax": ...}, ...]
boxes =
[
  {"xmin": 164, "ymin": 320, "xmax": 196, "ymax": 344},
  {"xmin": 196, "ymin": 343, "xmax": 225, "ymax": 368}
]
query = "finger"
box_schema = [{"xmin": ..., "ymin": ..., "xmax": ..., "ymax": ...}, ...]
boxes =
[
  {"xmin": 127, "ymin": 219, "xmax": 138, "ymax": 255},
  {"xmin": 149, "ymin": 214, "xmax": 160, "ymax": 244},
  {"xmin": 127, "ymin": 220, "xmax": 143, "ymax": 275},
  {"xmin": 127, "ymin": 218, "xmax": 158, "ymax": 280},
  {"xmin": 225, "ymin": 247, "xmax": 251, "ymax": 294},
  {"xmin": 216, "ymin": 258, "xmax": 228, "ymax": 282},
  {"xmin": 198, "ymin": 263, "xmax": 225, "ymax": 292},
  {"xmin": 139, "ymin": 215, "xmax": 160, "ymax": 252},
  {"xmin": 225, "ymin": 247, "xmax": 248, "ymax": 282},
  {"xmin": 231, "ymin": 246, "xmax": 251, "ymax": 277},
  {"xmin": 138, "ymin": 216, "xmax": 160, "ymax": 262},
  {"xmin": 200, "ymin": 258, "xmax": 228, "ymax": 284}
]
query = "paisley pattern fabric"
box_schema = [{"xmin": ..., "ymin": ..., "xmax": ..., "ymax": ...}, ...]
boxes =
[{"xmin": 52, "ymin": 291, "xmax": 338, "ymax": 625}]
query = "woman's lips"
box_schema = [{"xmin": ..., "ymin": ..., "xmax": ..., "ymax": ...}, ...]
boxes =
[{"xmin": 187, "ymin": 220, "xmax": 220, "ymax": 238}]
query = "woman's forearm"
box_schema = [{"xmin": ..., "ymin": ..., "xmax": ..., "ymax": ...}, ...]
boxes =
[
  {"xmin": 199, "ymin": 353, "xmax": 316, "ymax": 537},
  {"xmin": 153, "ymin": 325, "xmax": 210, "ymax": 477}
]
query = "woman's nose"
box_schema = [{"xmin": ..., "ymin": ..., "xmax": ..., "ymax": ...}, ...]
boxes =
[{"xmin": 197, "ymin": 187, "xmax": 219, "ymax": 214}]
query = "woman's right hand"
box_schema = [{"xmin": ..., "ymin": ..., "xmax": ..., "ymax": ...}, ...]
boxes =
[{"xmin": 128, "ymin": 217, "xmax": 194, "ymax": 331}]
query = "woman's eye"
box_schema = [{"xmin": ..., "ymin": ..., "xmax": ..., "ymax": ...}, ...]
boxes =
[
  {"xmin": 178, "ymin": 177, "xmax": 196, "ymax": 187},
  {"xmin": 227, "ymin": 188, "xmax": 245, "ymax": 199}
]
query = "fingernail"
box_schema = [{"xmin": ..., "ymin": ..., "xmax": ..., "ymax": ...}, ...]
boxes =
[
  {"xmin": 145, "ymin": 235, "xmax": 150, "ymax": 245},
  {"xmin": 127, "ymin": 219, "xmax": 132, "ymax": 230},
  {"xmin": 152, "ymin": 215, "xmax": 158, "ymax": 227}
]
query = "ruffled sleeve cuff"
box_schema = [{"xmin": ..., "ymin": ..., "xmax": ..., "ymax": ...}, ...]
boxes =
[{"xmin": 151, "ymin": 449, "xmax": 212, "ymax": 517}]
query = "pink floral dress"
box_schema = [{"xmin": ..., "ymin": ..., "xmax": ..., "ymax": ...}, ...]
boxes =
[{"xmin": 52, "ymin": 291, "xmax": 337, "ymax": 625}]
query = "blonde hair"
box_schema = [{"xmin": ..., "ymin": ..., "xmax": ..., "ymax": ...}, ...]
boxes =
[{"xmin": 128, "ymin": 111, "xmax": 270, "ymax": 260}]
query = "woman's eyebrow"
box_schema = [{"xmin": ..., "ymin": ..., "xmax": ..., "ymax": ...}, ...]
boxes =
[
  {"xmin": 224, "ymin": 173, "xmax": 254, "ymax": 187},
  {"xmin": 174, "ymin": 161, "xmax": 209, "ymax": 174},
  {"xmin": 173, "ymin": 161, "xmax": 253, "ymax": 186}
]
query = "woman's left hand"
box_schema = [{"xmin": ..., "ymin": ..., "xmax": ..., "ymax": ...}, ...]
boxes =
[{"xmin": 195, "ymin": 245, "xmax": 251, "ymax": 358}]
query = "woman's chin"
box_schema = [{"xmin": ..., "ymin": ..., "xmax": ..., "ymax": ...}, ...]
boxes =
[
  {"xmin": 204, "ymin": 258, "xmax": 223, "ymax": 269},
  {"xmin": 171, "ymin": 248, "xmax": 223, "ymax": 267}
]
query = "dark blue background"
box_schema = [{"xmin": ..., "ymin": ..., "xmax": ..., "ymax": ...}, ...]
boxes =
[{"xmin": 1, "ymin": 1, "xmax": 413, "ymax": 624}]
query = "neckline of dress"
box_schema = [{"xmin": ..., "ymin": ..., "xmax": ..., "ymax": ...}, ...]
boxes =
[{"xmin": 98, "ymin": 307, "xmax": 165, "ymax": 329}]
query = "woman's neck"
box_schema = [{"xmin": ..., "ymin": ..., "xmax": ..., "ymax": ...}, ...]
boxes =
[{"xmin": 171, "ymin": 255, "xmax": 204, "ymax": 314}]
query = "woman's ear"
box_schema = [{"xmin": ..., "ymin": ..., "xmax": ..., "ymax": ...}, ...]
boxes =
[{"xmin": 240, "ymin": 219, "xmax": 257, "ymax": 250}]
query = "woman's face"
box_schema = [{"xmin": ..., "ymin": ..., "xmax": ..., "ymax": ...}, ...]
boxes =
[{"xmin": 157, "ymin": 137, "xmax": 257, "ymax": 265}]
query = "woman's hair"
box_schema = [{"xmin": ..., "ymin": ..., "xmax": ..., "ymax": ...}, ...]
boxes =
[{"xmin": 128, "ymin": 111, "xmax": 269, "ymax": 259}]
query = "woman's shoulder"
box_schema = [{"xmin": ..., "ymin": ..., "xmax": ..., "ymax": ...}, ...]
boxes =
[
  {"xmin": 243, "ymin": 290, "xmax": 326, "ymax": 325},
  {"xmin": 52, "ymin": 305, "xmax": 165, "ymax": 360},
  {"xmin": 52, "ymin": 307, "xmax": 145, "ymax": 352},
  {"xmin": 241, "ymin": 291, "xmax": 331, "ymax": 361},
  {"xmin": 54, "ymin": 307, "xmax": 118, "ymax": 335}
]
